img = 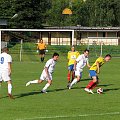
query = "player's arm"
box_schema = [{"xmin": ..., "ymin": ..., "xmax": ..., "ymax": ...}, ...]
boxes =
[
  {"xmin": 45, "ymin": 44, "xmax": 47, "ymax": 50},
  {"xmin": 8, "ymin": 62, "xmax": 12, "ymax": 76},
  {"xmin": 8, "ymin": 55, "xmax": 12, "ymax": 76},
  {"xmin": 96, "ymin": 61, "xmax": 100, "ymax": 74},
  {"xmin": 67, "ymin": 52, "xmax": 70, "ymax": 66},
  {"xmin": 77, "ymin": 51, "xmax": 80, "ymax": 57},
  {"xmin": 87, "ymin": 63, "xmax": 91, "ymax": 68},
  {"xmin": 37, "ymin": 44, "xmax": 39, "ymax": 50},
  {"xmin": 74, "ymin": 55, "xmax": 81, "ymax": 70},
  {"xmin": 74, "ymin": 60, "xmax": 77, "ymax": 71},
  {"xmin": 45, "ymin": 67, "xmax": 51, "ymax": 80},
  {"xmin": 86, "ymin": 59, "xmax": 91, "ymax": 68},
  {"xmin": 44, "ymin": 60, "xmax": 52, "ymax": 80}
]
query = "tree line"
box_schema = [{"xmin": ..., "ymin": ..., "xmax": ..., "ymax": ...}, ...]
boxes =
[{"xmin": 0, "ymin": 0, "xmax": 120, "ymax": 28}]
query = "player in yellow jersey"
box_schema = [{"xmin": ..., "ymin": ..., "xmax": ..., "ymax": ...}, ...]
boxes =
[
  {"xmin": 84, "ymin": 54, "xmax": 111, "ymax": 94},
  {"xmin": 37, "ymin": 39, "xmax": 47, "ymax": 62},
  {"xmin": 67, "ymin": 46, "xmax": 80, "ymax": 86}
]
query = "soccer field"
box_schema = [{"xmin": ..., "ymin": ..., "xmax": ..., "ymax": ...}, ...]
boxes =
[{"xmin": 0, "ymin": 56, "xmax": 120, "ymax": 120}]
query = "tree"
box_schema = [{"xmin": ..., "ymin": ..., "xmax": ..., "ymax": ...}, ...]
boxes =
[
  {"xmin": 46, "ymin": 0, "xmax": 78, "ymax": 26},
  {"xmin": 0, "ymin": 0, "xmax": 50, "ymax": 28},
  {"xmin": 10, "ymin": 0, "xmax": 50, "ymax": 28},
  {"xmin": 0, "ymin": 0, "xmax": 120, "ymax": 28},
  {"xmin": 0, "ymin": 0, "xmax": 15, "ymax": 19}
]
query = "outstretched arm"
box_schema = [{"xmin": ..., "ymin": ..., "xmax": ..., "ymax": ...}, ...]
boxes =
[{"xmin": 96, "ymin": 61, "xmax": 100, "ymax": 74}]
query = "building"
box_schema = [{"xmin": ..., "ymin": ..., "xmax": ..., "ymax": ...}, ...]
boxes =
[{"xmin": 43, "ymin": 26, "xmax": 120, "ymax": 45}]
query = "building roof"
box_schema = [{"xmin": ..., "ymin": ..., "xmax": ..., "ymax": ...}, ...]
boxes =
[{"xmin": 45, "ymin": 26, "xmax": 120, "ymax": 32}]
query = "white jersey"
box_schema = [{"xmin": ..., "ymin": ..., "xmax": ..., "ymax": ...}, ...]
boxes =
[
  {"xmin": 76, "ymin": 54, "xmax": 88, "ymax": 69},
  {"xmin": 0, "ymin": 52, "xmax": 12, "ymax": 71},
  {"xmin": 43, "ymin": 58, "xmax": 56, "ymax": 74}
]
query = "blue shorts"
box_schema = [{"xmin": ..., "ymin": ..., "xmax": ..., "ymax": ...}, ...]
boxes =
[
  {"xmin": 68, "ymin": 64, "xmax": 74, "ymax": 71},
  {"xmin": 89, "ymin": 70, "xmax": 97, "ymax": 77}
]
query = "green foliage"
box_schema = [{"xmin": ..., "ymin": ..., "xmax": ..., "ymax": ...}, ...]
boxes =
[
  {"xmin": 0, "ymin": 0, "xmax": 120, "ymax": 28},
  {"xmin": 46, "ymin": 0, "xmax": 120, "ymax": 27},
  {"xmin": 0, "ymin": 0, "xmax": 15, "ymax": 18},
  {"xmin": 0, "ymin": 0, "xmax": 50, "ymax": 28},
  {"xmin": 11, "ymin": 0, "xmax": 50, "ymax": 28}
]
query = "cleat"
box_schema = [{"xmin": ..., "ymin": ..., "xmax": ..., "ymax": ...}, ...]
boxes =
[
  {"xmin": 68, "ymin": 86, "xmax": 71, "ymax": 89},
  {"xmin": 67, "ymin": 83, "xmax": 72, "ymax": 89},
  {"xmin": 67, "ymin": 82, "xmax": 71, "ymax": 88},
  {"xmin": 26, "ymin": 81, "xmax": 31, "ymax": 86},
  {"xmin": 84, "ymin": 88, "xmax": 90, "ymax": 93},
  {"xmin": 41, "ymin": 90, "xmax": 47, "ymax": 93},
  {"xmin": 8, "ymin": 94, "xmax": 15, "ymax": 99},
  {"xmin": 89, "ymin": 89, "xmax": 94, "ymax": 94}
]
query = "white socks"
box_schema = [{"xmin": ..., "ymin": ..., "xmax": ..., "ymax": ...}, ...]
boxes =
[
  {"xmin": 42, "ymin": 83, "xmax": 50, "ymax": 91},
  {"xmin": 30, "ymin": 80, "xmax": 38, "ymax": 84},
  {"xmin": 8, "ymin": 84, "xmax": 12, "ymax": 94},
  {"xmin": 70, "ymin": 78, "xmax": 78, "ymax": 87}
]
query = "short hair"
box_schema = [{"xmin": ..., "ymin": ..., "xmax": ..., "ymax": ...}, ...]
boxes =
[
  {"xmin": 39, "ymin": 39, "xmax": 43, "ymax": 42},
  {"xmin": 105, "ymin": 54, "xmax": 111, "ymax": 58},
  {"xmin": 84, "ymin": 49, "xmax": 89, "ymax": 53},
  {"xmin": 2, "ymin": 47, "xmax": 9, "ymax": 52},
  {"xmin": 71, "ymin": 46, "xmax": 75, "ymax": 48},
  {"xmin": 52, "ymin": 52, "xmax": 59, "ymax": 57}
]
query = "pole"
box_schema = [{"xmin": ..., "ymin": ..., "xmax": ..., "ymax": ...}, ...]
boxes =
[
  {"xmin": 100, "ymin": 41, "xmax": 103, "ymax": 56},
  {"xmin": 0, "ymin": 30, "xmax": 1, "ymax": 54},
  {"xmin": 87, "ymin": 39, "xmax": 90, "ymax": 50},
  {"xmin": 20, "ymin": 39, "xmax": 23, "ymax": 61},
  {"xmin": 72, "ymin": 30, "xmax": 74, "ymax": 46}
]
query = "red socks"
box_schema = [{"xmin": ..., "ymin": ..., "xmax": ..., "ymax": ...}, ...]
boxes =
[
  {"xmin": 86, "ymin": 81, "xmax": 95, "ymax": 89},
  {"xmin": 67, "ymin": 73, "xmax": 70, "ymax": 82},
  {"xmin": 90, "ymin": 83, "xmax": 97, "ymax": 89}
]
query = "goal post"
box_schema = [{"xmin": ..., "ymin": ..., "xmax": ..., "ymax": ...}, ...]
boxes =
[
  {"xmin": 0, "ymin": 29, "xmax": 75, "ymax": 61},
  {"xmin": 0, "ymin": 30, "xmax": 1, "ymax": 53},
  {"xmin": 20, "ymin": 39, "xmax": 23, "ymax": 62}
]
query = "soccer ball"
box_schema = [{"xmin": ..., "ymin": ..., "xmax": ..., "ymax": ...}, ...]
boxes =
[{"xmin": 97, "ymin": 88, "xmax": 103, "ymax": 94}]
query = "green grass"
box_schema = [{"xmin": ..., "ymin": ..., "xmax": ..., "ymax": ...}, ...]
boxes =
[{"xmin": 0, "ymin": 55, "xmax": 120, "ymax": 120}]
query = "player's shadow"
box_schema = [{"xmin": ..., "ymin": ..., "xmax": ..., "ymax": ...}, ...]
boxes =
[
  {"xmin": 47, "ymin": 88, "xmax": 68, "ymax": 92},
  {"xmin": 103, "ymin": 88, "xmax": 120, "ymax": 92},
  {"xmin": 14, "ymin": 88, "xmax": 69, "ymax": 98},
  {"xmin": 98, "ymin": 84, "xmax": 113, "ymax": 87},
  {"xmin": 81, "ymin": 78, "xmax": 92, "ymax": 81},
  {"xmin": 14, "ymin": 91, "xmax": 41, "ymax": 98}
]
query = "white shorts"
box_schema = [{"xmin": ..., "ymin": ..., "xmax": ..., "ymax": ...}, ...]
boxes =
[
  {"xmin": 75, "ymin": 68, "xmax": 83, "ymax": 77},
  {"xmin": 40, "ymin": 71, "xmax": 52, "ymax": 81},
  {"xmin": 0, "ymin": 70, "xmax": 11, "ymax": 82}
]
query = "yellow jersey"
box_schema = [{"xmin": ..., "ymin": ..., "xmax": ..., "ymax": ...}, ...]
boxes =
[
  {"xmin": 90, "ymin": 57, "xmax": 105, "ymax": 71},
  {"xmin": 67, "ymin": 51, "xmax": 80, "ymax": 66},
  {"xmin": 37, "ymin": 43, "xmax": 46, "ymax": 50}
]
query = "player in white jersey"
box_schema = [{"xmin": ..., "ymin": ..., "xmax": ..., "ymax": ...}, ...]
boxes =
[
  {"xmin": 0, "ymin": 47, "xmax": 14, "ymax": 99},
  {"xmin": 68, "ymin": 49, "xmax": 91, "ymax": 89},
  {"xmin": 26, "ymin": 52, "xmax": 59, "ymax": 93}
]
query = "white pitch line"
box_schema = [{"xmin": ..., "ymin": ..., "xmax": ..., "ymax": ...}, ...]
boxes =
[{"xmin": 16, "ymin": 112, "xmax": 120, "ymax": 120}]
